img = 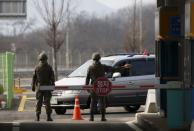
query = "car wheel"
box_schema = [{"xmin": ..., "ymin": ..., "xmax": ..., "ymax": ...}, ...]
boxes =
[
  {"xmin": 55, "ymin": 108, "xmax": 66, "ymax": 115},
  {"xmin": 124, "ymin": 105, "xmax": 140, "ymax": 112}
]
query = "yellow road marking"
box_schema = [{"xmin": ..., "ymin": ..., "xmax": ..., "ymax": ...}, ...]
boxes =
[
  {"xmin": 18, "ymin": 95, "xmax": 27, "ymax": 112},
  {"xmin": 24, "ymin": 109, "xmax": 35, "ymax": 112},
  {"xmin": 26, "ymin": 97, "xmax": 36, "ymax": 100}
]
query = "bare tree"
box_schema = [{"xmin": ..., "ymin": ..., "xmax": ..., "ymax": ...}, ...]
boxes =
[
  {"xmin": 123, "ymin": 0, "xmax": 145, "ymax": 53},
  {"xmin": 12, "ymin": 19, "xmax": 36, "ymax": 36},
  {"xmin": 124, "ymin": 22, "xmax": 139, "ymax": 52},
  {"xmin": 34, "ymin": 0, "xmax": 73, "ymax": 80}
]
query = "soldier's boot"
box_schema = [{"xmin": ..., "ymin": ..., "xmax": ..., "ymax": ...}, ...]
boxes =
[
  {"xmin": 35, "ymin": 113, "xmax": 40, "ymax": 121},
  {"xmin": 47, "ymin": 114, "xmax": 53, "ymax": 121},
  {"xmin": 89, "ymin": 111, "xmax": 94, "ymax": 121},
  {"xmin": 101, "ymin": 110, "xmax": 107, "ymax": 121},
  {"xmin": 101, "ymin": 115, "xmax": 107, "ymax": 121},
  {"xmin": 89, "ymin": 116, "xmax": 94, "ymax": 121}
]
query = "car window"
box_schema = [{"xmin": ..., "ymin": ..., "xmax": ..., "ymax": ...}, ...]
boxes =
[
  {"xmin": 114, "ymin": 60, "xmax": 131, "ymax": 77},
  {"xmin": 68, "ymin": 59, "xmax": 114, "ymax": 77},
  {"xmin": 131, "ymin": 59, "xmax": 145, "ymax": 76},
  {"xmin": 144, "ymin": 59, "xmax": 155, "ymax": 75},
  {"xmin": 131, "ymin": 58, "xmax": 155, "ymax": 76}
]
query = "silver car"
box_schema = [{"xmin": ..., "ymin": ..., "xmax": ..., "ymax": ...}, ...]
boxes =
[{"xmin": 51, "ymin": 54, "xmax": 156, "ymax": 115}]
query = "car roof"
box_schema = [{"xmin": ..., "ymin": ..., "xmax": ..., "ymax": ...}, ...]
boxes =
[{"xmin": 101, "ymin": 54, "xmax": 155, "ymax": 63}]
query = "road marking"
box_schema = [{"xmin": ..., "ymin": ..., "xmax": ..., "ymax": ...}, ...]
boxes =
[
  {"xmin": 24, "ymin": 109, "xmax": 35, "ymax": 112},
  {"xmin": 26, "ymin": 97, "xmax": 36, "ymax": 100},
  {"xmin": 18, "ymin": 95, "xmax": 27, "ymax": 112},
  {"xmin": 126, "ymin": 121, "xmax": 143, "ymax": 131}
]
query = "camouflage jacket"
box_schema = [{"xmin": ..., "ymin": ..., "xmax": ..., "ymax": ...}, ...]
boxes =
[
  {"xmin": 32, "ymin": 61, "xmax": 55, "ymax": 91},
  {"xmin": 85, "ymin": 61, "xmax": 120, "ymax": 85}
]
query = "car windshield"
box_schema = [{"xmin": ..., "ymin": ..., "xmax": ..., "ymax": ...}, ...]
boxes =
[{"xmin": 68, "ymin": 59, "xmax": 114, "ymax": 77}]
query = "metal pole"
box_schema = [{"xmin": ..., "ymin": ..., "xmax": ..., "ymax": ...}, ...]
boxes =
[
  {"xmin": 65, "ymin": 1, "xmax": 70, "ymax": 69},
  {"xmin": 66, "ymin": 28, "xmax": 69, "ymax": 68},
  {"xmin": 133, "ymin": 0, "xmax": 137, "ymax": 52},
  {"xmin": 139, "ymin": 0, "xmax": 143, "ymax": 53}
]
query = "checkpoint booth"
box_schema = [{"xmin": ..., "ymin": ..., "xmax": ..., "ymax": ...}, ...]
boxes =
[{"xmin": 156, "ymin": 0, "xmax": 194, "ymax": 129}]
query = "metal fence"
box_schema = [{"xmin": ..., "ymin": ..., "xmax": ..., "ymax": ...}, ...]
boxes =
[{"xmin": 0, "ymin": 52, "xmax": 15, "ymax": 109}]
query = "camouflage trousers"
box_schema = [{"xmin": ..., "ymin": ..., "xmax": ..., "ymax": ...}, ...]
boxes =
[
  {"xmin": 90, "ymin": 92, "xmax": 106, "ymax": 119},
  {"xmin": 36, "ymin": 91, "xmax": 52, "ymax": 115}
]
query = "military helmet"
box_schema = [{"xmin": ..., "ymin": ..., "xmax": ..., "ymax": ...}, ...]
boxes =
[
  {"xmin": 92, "ymin": 52, "xmax": 101, "ymax": 61},
  {"xmin": 38, "ymin": 51, "xmax": 48, "ymax": 61}
]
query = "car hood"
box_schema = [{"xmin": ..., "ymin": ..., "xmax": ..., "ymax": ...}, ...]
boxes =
[{"xmin": 55, "ymin": 77, "xmax": 86, "ymax": 86}]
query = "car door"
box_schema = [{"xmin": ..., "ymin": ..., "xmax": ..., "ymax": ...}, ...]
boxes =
[
  {"xmin": 108, "ymin": 58, "xmax": 155, "ymax": 106},
  {"xmin": 129, "ymin": 58, "xmax": 155, "ymax": 104},
  {"xmin": 108, "ymin": 59, "xmax": 137, "ymax": 106}
]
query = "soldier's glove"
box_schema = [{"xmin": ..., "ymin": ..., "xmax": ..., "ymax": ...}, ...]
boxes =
[
  {"xmin": 32, "ymin": 86, "xmax": 35, "ymax": 92},
  {"xmin": 124, "ymin": 64, "xmax": 132, "ymax": 68}
]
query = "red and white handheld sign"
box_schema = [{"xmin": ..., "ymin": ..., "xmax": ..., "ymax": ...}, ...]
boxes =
[{"xmin": 93, "ymin": 77, "xmax": 112, "ymax": 96}]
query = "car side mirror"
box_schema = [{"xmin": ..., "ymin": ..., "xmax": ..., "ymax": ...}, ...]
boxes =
[{"xmin": 112, "ymin": 72, "xmax": 121, "ymax": 78}]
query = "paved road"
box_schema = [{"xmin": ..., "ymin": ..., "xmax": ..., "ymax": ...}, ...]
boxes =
[
  {"xmin": 6, "ymin": 89, "xmax": 144, "ymax": 122},
  {"xmin": 0, "ymin": 90, "xmax": 145, "ymax": 131},
  {"xmin": 0, "ymin": 107, "xmax": 142, "ymax": 131},
  {"xmin": 0, "ymin": 106, "xmax": 144, "ymax": 122},
  {"xmin": 0, "ymin": 122, "xmax": 139, "ymax": 131},
  {"xmin": 0, "ymin": 101, "xmax": 144, "ymax": 131}
]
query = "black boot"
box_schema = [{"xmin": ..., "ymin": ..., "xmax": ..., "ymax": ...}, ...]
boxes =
[
  {"xmin": 101, "ymin": 114, "xmax": 107, "ymax": 121},
  {"xmin": 47, "ymin": 114, "xmax": 53, "ymax": 121},
  {"xmin": 89, "ymin": 111, "xmax": 94, "ymax": 121},
  {"xmin": 35, "ymin": 113, "xmax": 40, "ymax": 121},
  {"xmin": 101, "ymin": 117, "xmax": 107, "ymax": 121},
  {"xmin": 89, "ymin": 114, "xmax": 94, "ymax": 121},
  {"xmin": 89, "ymin": 116, "xmax": 94, "ymax": 121},
  {"xmin": 101, "ymin": 110, "xmax": 107, "ymax": 121}
]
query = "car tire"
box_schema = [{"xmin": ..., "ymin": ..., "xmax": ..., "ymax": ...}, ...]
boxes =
[
  {"xmin": 55, "ymin": 108, "xmax": 66, "ymax": 115},
  {"xmin": 124, "ymin": 105, "xmax": 140, "ymax": 112}
]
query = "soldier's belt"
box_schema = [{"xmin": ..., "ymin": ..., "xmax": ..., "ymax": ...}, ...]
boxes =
[{"xmin": 39, "ymin": 85, "xmax": 55, "ymax": 91}]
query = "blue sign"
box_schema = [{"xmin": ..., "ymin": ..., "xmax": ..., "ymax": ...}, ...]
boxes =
[{"xmin": 169, "ymin": 16, "xmax": 181, "ymax": 37}]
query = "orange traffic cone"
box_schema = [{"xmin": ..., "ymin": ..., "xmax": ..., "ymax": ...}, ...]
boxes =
[{"xmin": 72, "ymin": 95, "xmax": 83, "ymax": 120}]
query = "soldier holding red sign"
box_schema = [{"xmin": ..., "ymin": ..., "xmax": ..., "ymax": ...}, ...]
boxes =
[{"xmin": 85, "ymin": 52, "xmax": 131, "ymax": 121}]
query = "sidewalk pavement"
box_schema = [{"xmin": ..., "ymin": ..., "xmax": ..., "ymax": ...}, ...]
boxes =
[{"xmin": 135, "ymin": 112, "xmax": 190, "ymax": 131}]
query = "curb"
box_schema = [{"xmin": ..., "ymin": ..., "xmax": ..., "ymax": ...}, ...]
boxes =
[
  {"xmin": 126, "ymin": 121, "xmax": 143, "ymax": 131},
  {"xmin": 136, "ymin": 113, "xmax": 160, "ymax": 131}
]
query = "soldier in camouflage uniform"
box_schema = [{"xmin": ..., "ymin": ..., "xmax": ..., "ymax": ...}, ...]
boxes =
[
  {"xmin": 86, "ymin": 52, "xmax": 130, "ymax": 121},
  {"xmin": 32, "ymin": 52, "xmax": 55, "ymax": 121}
]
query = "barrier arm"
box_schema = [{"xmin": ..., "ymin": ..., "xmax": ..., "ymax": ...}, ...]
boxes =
[{"xmin": 54, "ymin": 84, "xmax": 127, "ymax": 90}]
